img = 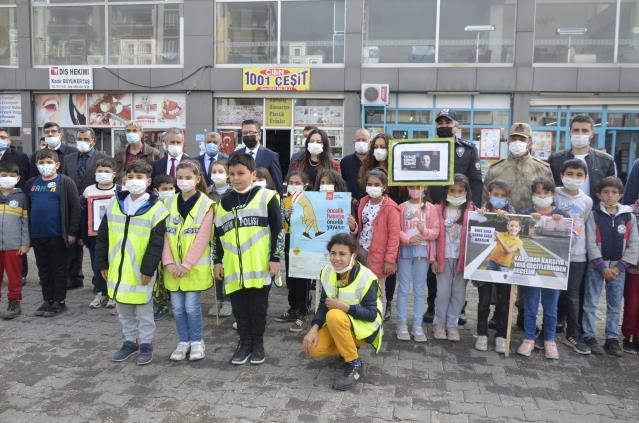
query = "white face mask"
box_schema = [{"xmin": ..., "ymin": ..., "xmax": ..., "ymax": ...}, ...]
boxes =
[
  {"xmin": 373, "ymin": 148, "xmax": 388, "ymax": 162},
  {"xmin": 37, "ymin": 164, "xmax": 56, "ymax": 177},
  {"xmin": 287, "ymin": 184, "xmax": 304, "ymax": 195},
  {"xmin": 532, "ymin": 195, "xmax": 554, "ymax": 209},
  {"xmin": 95, "ymin": 172, "xmax": 114, "ymax": 185},
  {"xmin": 158, "ymin": 190, "xmax": 175, "ymax": 200},
  {"xmin": 167, "ymin": 145, "xmax": 183, "ymax": 158},
  {"xmin": 211, "ymin": 173, "xmax": 227, "ymax": 186},
  {"xmin": 76, "ymin": 141, "xmax": 92, "ymax": 153},
  {"xmin": 508, "ymin": 140, "xmax": 528, "ymax": 157},
  {"xmin": 366, "ymin": 186, "xmax": 383, "ymax": 198},
  {"xmin": 254, "ymin": 180, "xmax": 268, "ymax": 188},
  {"xmin": 329, "ymin": 254, "xmax": 356, "ymax": 274},
  {"xmin": 0, "ymin": 176, "xmax": 18, "ymax": 189},
  {"xmin": 125, "ymin": 179, "xmax": 148, "ymax": 195},
  {"xmin": 177, "ymin": 179, "xmax": 196, "ymax": 192},
  {"xmin": 561, "ymin": 176, "xmax": 583, "ymax": 191},
  {"xmin": 354, "ymin": 141, "xmax": 369, "ymax": 154},
  {"xmin": 45, "ymin": 136, "xmax": 61, "ymax": 149},
  {"xmin": 570, "ymin": 134, "xmax": 591, "ymax": 149},
  {"xmin": 447, "ymin": 194, "xmax": 466, "ymax": 207},
  {"xmin": 319, "ymin": 184, "xmax": 335, "ymax": 192},
  {"xmin": 307, "ymin": 143, "xmax": 323, "ymax": 156},
  {"xmin": 233, "ymin": 183, "xmax": 253, "ymax": 194}
]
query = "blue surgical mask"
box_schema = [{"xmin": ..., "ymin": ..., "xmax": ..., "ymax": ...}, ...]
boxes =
[
  {"xmin": 126, "ymin": 133, "xmax": 141, "ymax": 144},
  {"xmin": 489, "ymin": 196, "xmax": 509, "ymax": 209},
  {"xmin": 0, "ymin": 139, "xmax": 8, "ymax": 151},
  {"xmin": 205, "ymin": 142, "xmax": 219, "ymax": 156}
]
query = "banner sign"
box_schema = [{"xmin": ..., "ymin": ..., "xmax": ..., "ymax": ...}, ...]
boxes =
[
  {"xmin": 265, "ymin": 98, "xmax": 292, "ymax": 127},
  {"xmin": 288, "ymin": 191, "xmax": 351, "ymax": 279},
  {"xmin": 243, "ymin": 67, "xmax": 310, "ymax": 91},
  {"xmin": 0, "ymin": 94, "xmax": 21, "ymax": 127},
  {"xmin": 49, "ymin": 66, "xmax": 93, "ymax": 90}
]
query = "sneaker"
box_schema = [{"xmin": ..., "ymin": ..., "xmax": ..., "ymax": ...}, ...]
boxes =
[
  {"xmin": 446, "ymin": 326, "xmax": 460, "ymax": 342},
  {"xmin": 422, "ymin": 307, "xmax": 434, "ymax": 324},
  {"xmin": 231, "ymin": 341, "xmax": 252, "ymax": 365},
  {"xmin": 106, "ymin": 299, "xmax": 116, "ymax": 308},
  {"xmin": 563, "ymin": 335, "xmax": 591, "ymax": 355},
  {"xmin": 111, "ymin": 341, "xmax": 139, "ymax": 362},
  {"xmin": 534, "ymin": 336, "xmax": 545, "ymax": 350},
  {"xmin": 474, "ymin": 335, "xmax": 488, "ymax": 351},
  {"xmin": 584, "ymin": 337, "xmax": 604, "ymax": 355},
  {"xmin": 219, "ymin": 302, "xmax": 233, "ymax": 317},
  {"xmin": 21, "ymin": 276, "xmax": 26, "ymax": 287},
  {"xmin": 207, "ymin": 305, "xmax": 217, "ymax": 317},
  {"xmin": 412, "ymin": 326, "xmax": 428, "ymax": 343},
  {"xmin": 34, "ymin": 302, "xmax": 50, "ymax": 317},
  {"xmin": 4, "ymin": 300, "xmax": 21, "ymax": 320},
  {"xmin": 289, "ymin": 316, "xmax": 306, "ymax": 333},
  {"xmin": 458, "ymin": 312, "xmax": 467, "ymax": 326},
  {"xmin": 44, "ymin": 301, "xmax": 66, "ymax": 317},
  {"xmin": 137, "ymin": 343, "xmax": 153, "ymax": 365},
  {"xmin": 154, "ymin": 306, "xmax": 169, "ymax": 321},
  {"xmin": 433, "ymin": 324, "xmax": 447, "ymax": 340},
  {"xmin": 89, "ymin": 294, "xmax": 108, "ymax": 309},
  {"xmin": 623, "ymin": 336, "xmax": 638, "ymax": 355},
  {"xmin": 544, "ymin": 340, "xmax": 560, "ymax": 360},
  {"xmin": 232, "ymin": 321, "xmax": 237, "ymax": 330},
  {"xmin": 517, "ymin": 339, "xmax": 535, "ymax": 357},
  {"xmin": 396, "ymin": 324, "xmax": 410, "ymax": 341},
  {"xmin": 603, "ymin": 339, "xmax": 623, "ymax": 357},
  {"xmin": 250, "ymin": 342, "xmax": 265, "ymax": 365},
  {"xmin": 384, "ymin": 302, "xmax": 391, "ymax": 321},
  {"xmin": 189, "ymin": 340, "xmax": 205, "ymax": 361},
  {"xmin": 169, "ymin": 342, "xmax": 190, "ymax": 361},
  {"xmin": 274, "ymin": 309, "xmax": 299, "ymax": 323},
  {"xmin": 495, "ymin": 337, "xmax": 506, "ymax": 354},
  {"xmin": 332, "ymin": 362, "xmax": 364, "ymax": 391}
]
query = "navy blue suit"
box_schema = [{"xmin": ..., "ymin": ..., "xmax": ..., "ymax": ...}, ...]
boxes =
[
  {"xmin": 232, "ymin": 145, "xmax": 283, "ymax": 194},
  {"xmin": 196, "ymin": 152, "xmax": 229, "ymax": 186},
  {"xmin": 151, "ymin": 154, "xmax": 191, "ymax": 179}
]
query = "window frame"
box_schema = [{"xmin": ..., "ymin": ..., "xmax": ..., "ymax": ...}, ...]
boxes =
[{"xmin": 0, "ymin": 2, "xmax": 18, "ymax": 68}]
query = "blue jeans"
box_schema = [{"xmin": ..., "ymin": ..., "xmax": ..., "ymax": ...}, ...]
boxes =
[
  {"xmin": 523, "ymin": 286, "xmax": 560, "ymax": 341},
  {"xmin": 582, "ymin": 266, "xmax": 625, "ymax": 340},
  {"xmin": 171, "ymin": 291, "xmax": 203, "ymax": 342},
  {"xmin": 396, "ymin": 257, "xmax": 428, "ymax": 328},
  {"xmin": 487, "ymin": 260, "xmax": 510, "ymax": 272},
  {"xmin": 85, "ymin": 236, "xmax": 107, "ymax": 294}
]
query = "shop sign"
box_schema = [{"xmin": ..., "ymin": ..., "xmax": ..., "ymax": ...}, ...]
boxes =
[
  {"xmin": 49, "ymin": 66, "xmax": 93, "ymax": 90},
  {"xmin": 265, "ymin": 98, "xmax": 292, "ymax": 127},
  {"xmin": 0, "ymin": 94, "xmax": 22, "ymax": 127},
  {"xmin": 243, "ymin": 67, "xmax": 310, "ymax": 91}
]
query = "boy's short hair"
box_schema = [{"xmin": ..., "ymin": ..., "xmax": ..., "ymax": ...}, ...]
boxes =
[
  {"xmin": 487, "ymin": 179, "xmax": 511, "ymax": 196},
  {"xmin": 0, "ymin": 127, "xmax": 9, "ymax": 136},
  {"xmin": 0, "ymin": 161, "xmax": 19, "ymax": 174},
  {"xmin": 95, "ymin": 157, "xmax": 116, "ymax": 171},
  {"xmin": 327, "ymin": 233, "xmax": 358, "ymax": 255},
  {"xmin": 531, "ymin": 176, "xmax": 556, "ymax": 194},
  {"xmin": 153, "ymin": 174, "xmax": 175, "ymax": 189},
  {"xmin": 570, "ymin": 114, "xmax": 595, "ymax": 131},
  {"xmin": 560, "ymin": 158, "xmax": 588, "ymax": 175},
  {"xmin": 43, "ymin": 121, "xmax": 60, "ymax": 132},
  {"xmin": 228, "ymin": 153, "xmax": 256, "ymax": 172},
  {"xmin": 35, "ymin": 149, "xmax": 59, "ymax": 163},
  {"xmin": 125, "ymin": 160, "xmax": 152, "ymax": 177},
  {"xmin": 596, "ymin": 176, "xmax": 624, "ymax": 194}
]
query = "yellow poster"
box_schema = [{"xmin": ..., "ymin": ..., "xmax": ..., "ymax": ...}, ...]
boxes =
[
  {"xmin": 243, "ymin": 67, "xmax": 310, "ymax": 91},
  {"xmin": 265, "ymin": 98, "xmax": 292, "ymax": 127}
]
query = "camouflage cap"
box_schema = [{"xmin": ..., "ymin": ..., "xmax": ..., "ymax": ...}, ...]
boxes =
[{"xmin": 509, "ymin": 122, "xmax": 532, "ymax": 139}]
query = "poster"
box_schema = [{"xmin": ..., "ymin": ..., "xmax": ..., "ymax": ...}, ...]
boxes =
[
  {"xmin": 216, "ymin": 104, "xmax": 263, "ymax": 127},
  {"xmin": 0, "ymin": 94, "xmax": 21, "ymax": 127},
  {"xmin": 265, "ymin": 98, "xmax": 292, "ymax": 127},
  {"xmin": 294, "ymin": 105, "xmax": 343, "ymax": 126},
  {"xmin": 388, "ymin": 138, "xmax": 454, "ymax": 186},
  {"xmin": 87, "ymin": 195, "xmax": 114, "ymax": 236},
  {"xmin": 133, "ymin": 93, "xmax": 185, "ymax": 128},
  {"xmin": 464, "ymin": 212, "xmax": 572, "ymax": 290},
  {"xmin": 243, "ymin": 67, "xmax": 310, "ymax": 91},
  {"xmin": 88, "ymin": 93, "xmax": 133, "ymax": 127},
  {"xmin": 49, "ymin": 66, "xmax": 93, "ymax": 90},
  {"xmin": 480, "ymin": 128, "xmax": 501, "ymax": 159},
  {"xmin": 288, "ymin": 191, "xmax": 351, "ymax": 279},
  {"xmin": 35, "ymin": 93, "xmax": 87, "ymax": 127},
  {"xmin": 219, "ymin": 130, "xmax": 237, "ymax": 155},
  {"xmin": 532, "ymin": 131, "xmax": 553, "ymax": 160}
]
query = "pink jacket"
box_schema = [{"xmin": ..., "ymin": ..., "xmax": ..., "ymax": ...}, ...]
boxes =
[
  {"xmin": 399, "ymin": 201, "xmax": 440, "ymax": 263},
  {"xmin": 435, "ymin": 203, "xmax": 475, "ymax": 275},
  {"xmin": 356, "ymin": 195, "xmax": 401, "ymax": 278}
]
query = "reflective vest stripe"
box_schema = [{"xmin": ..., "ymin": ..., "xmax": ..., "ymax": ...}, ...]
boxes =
[
  {"xmin": 223, "ymin": 270, "xmax": 271, "ymax": 283},
  {"xmin": 219, "ymin": 227, "xmax": 270, "ymax": 256},
  {"xmin": 107, "ymin": 281, "xmax": 153, "ymax": 294},
  {"xmin": 216, "ymin": 192, "xmax": 269, "ymax": 227}
]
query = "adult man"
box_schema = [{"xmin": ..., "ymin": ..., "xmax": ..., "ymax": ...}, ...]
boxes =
[
  {"xmin": 548, "ymin": 115, "xmax": 616, "ymax": 202},
  {"xmin": 196, "ymin": 131, "xmax": 229, "ymax": 186},
  {"xmin": 340, "ymin": 128, "xmax": 371, "ymax": 200},
  {"xmin": 30, "ymin": 122, "xmax": 78, "ymax": 177},
  {"xmin": 232, "ymin": 119, "xmax": 283, "ymax": 193},
  {"xmin": 151, "ymin": 128, "xmax": 191, "ymax": 179},
  {"xmin": 114, "ymin": 121, "xmax": 163, "ymax": 175}
]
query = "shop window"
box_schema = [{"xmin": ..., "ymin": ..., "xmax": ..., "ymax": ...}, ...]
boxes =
[
  {"xmin": 365, "ymin": 109, "xmax": 395, "ymax": 125},
  {"xmin": 530, "ymin": 111, "xmax": 558, "ymax": 127},
  {"xmin": 607, "ymin": 112, "xmax": 639, "ymax": 127},
  {"xmin": 619, "ymin": 0, "xmax": 639, "ymax": 62},
  {"xmin": 216, "ymin": 98, "xmax": 264, "ymax": 128},
  {"xmin": 397, "ymin": 110, "xmax": 431, "ymax": 124},
  {"xmin": 473, "ymin": 111, "xmax": 510, "ymax": 126},
  {"xmin": 0, "ymin": 1, "xmax": 17, "ymax": 66}
]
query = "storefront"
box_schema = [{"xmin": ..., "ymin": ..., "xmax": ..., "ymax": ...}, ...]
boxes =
[{"xmin": 0, "ymin": 93, "xmax": 25, "ymax": 150}]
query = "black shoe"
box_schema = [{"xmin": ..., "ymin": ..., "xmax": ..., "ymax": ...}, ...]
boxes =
[
  {"xmin": 332, "ymin": 362, "xmax": 364, "ymax": 391},
  {"xmin": 44, "ymin": 301, "xmax": 67, "ymax": 317},
  {"xmin": 67, "ymin": 280, "xmax": 84, "ymax": 290},
  {"xmin": 458, "ymin": 312, "xmax": 467, "ymax": 326},
  {"xmin": 584, "ymin": 337, "xmax": 604, "ymax": 355},
  {"xmin": 383, "ymin": 302, "xmax": 391, "ymax": 321},
  {"xmin": 562, "ymin": 335, "xmax": 590, "ymax": 355},
  {"xmin": 422, "ymin": 307, "xmax": 434, "ymax": 324},
  {"xmin": 274, "ymin": 309, "xmax": 299, "ymax": 323},
  {"xmin": 604, "ymin": 339, "xmax": 624, "ymax": 357},
  {"xmin": 34, "ymin": 302, "xmax": 50, "ymax": 317},
  {"xmin": 315, "ymin": 231, "xmax": 325, "ymax": 237},
  {"xmin": 250, "ymin": 342, "xmax": 265, "ymax": 365},
  {"xmin": 302, "ymin": 232, "xmax": 311, "ymax": 239},
  {"xmin": 231, "ymin": 342, "xmax": 252, "ymax": 365},
  {"xmin": 623, "ymin": 336, "xmax": 638, "ymax": 355}
]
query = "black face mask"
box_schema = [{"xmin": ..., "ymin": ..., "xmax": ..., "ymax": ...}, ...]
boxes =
[
  {"xmin": 436, "ymin": 127, "xmax": 454, "ymax": 138},
  {"xmin": 243, "ymin": 135, "xmax": 258, "ymax": 149}
]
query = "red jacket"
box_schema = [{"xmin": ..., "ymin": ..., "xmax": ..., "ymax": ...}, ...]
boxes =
[
  {"xmin": 356, "ymin": 195, "xmax": 401, "ymax": 278},
  {"xmin": 435, "ymin": 203, "xmax": 475, "ymax": 275}
]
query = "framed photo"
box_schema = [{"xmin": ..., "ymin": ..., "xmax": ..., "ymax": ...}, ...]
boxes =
[
  {"xmin": 388, "ymin": 138, "xmax": 454, "ymax": 186},
  {"xmin": 87, "ymin": 195, "xmax": 114, "ymax": 236}
]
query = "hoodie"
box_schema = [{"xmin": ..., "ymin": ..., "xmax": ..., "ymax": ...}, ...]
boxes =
[
  {"xmin": 587, "ymin": 203, "xmax": 639, "ymax": 272},
  {"xmin": 0, "ymin": 188, "xmax": 29, "ymax": 251},
  {"xmin": 554, "ymin": 187, "xmax": 593, "ymax": 262}
]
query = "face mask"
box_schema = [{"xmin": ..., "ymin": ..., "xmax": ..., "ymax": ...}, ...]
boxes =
[
  {"xmin": 354, "ymin": 141, "xmax": 369, "ymax": 154},
  {"xmin": 205, "ymin": 143, "xmax": 219, "ymax": 156},
  {"xmin": 489, "ymin": 196, "xmax": 509, "ymax": 209},
  {"xmin": 570, "ymin": 134, "xmax": 591, "ymax": 149},
  {"xmin": 254, "ymin": 180, "xmax": 267, "ymax": 188},
  {"xmin": 0, "ymin": 139, "xmax": 9, "ymax": 151},
  {"xmin": 215, "ymin": 186, "xmax": 228, "ymax": 195},
  {"xmin": 158, "ymin": 190, "xmax": 175, "ymax": 200},
  {"xmin": 167, "ymin": 145, "xmax": 183, "ymax": 158},
  {"xmin": 211, "ymin": 173, "xmax": 227, "ymax": 186},
  {"xmin": 561, "ymin": 176, "xmax": 583, "ymax": 191},
  {"xmin": 177, "ymin": 179, "xmax": 196, "ymax": 192},
  {"xmin": 95, "ymin": 172, "xmax": 114, "ymax": 185},
  {"xmin": 45, "ymin": 136, "xmax": 61, "ymax": 149},
  {"xmin": 77, "ymin": 141, "xmax": 93, "ymax": 154},
  {"xmin": 320, "ymin": 184, "xmax": 335, "ymax": 192},
  {"xmin": 436, "ymin": 127, "xmax": 454, "ymax": 138},
  {"xmin": 287, "ymin": 184, "xmax": 304, "ymax": 195},
  {"xmin": 366, "ymin": 186, "xmax": 383, "ymax": 198},
  {"xmin": 307, "ymin": 143, "xmax": 323, "ymax": 156},
  {"xmin": 37, "ymin": 164, "xmax": 56, "ymax": 177},
  {"xmin": 329, "ymin": 254, "xmax": 355, "ymax": 274},
  {"xmin": 125, "ymin": 179, "xmax": 148, "ymax": 195},
  {"xmin": 0, "ymin": 176, "xmax": 18, "ymax": 189},
  {"xmin": 126, "ymin": 133, "xmax": 141, "ymax": 144},
  {"xmin": 408, "ymin": 189, "xmax": 422, "ymax": 200},
  {"xmin": 532, "ymin": 195, "xmax": 553, "ymax": 209},
  {"xmin": 373, "ymin": 148, "xmax": 388, "ymax": 162},
  {"xmin": 243, "ymin": 135, "xmax": 258, "ymax": 149},
  {"xmin": 508, "ymin": 140, "xmax": 528, "ymax": 157},
  {"xmin": 234, "ymin": 183, "xmax": 253, "ymax": 194},
  {"xmin": 447, "ymin": 194, "xmax": 466, "ymax": 207}
]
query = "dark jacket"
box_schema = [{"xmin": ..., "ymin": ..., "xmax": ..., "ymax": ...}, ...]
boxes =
[
  {"xmin": 113, "ymin": 144, "xmax": 163, "ymax": 175},
  {"xmin": 151, "ymin": 154, "xmax": 191, "ymax": 179},
  {"xmin": 29, "ymin": 143, "xmax": 78, "ymax": 178},
  {"xmin": 340, "ymin": 153, "xmax": 365, "ymax": 200},
  {"xmin": 548, "ymin": 148, "xmax": 616, "ymax": 203},
  {"xmin": 231, "ymin": 145, "xmax": 283, "ymax": 194},
  {"xmin": 586, "ymin": 204, "xmax": 639, "ymax": 268},
  {"xmin": 623, "ymin": 158, "xmax": 639, "ymax": 206},
  {"xmin": 63, "ymin": 149, "xmax": 109, "ymax": 194},
  {"xmin": 429, "ymin": 137, "xmax": 483, "ymax": 206},
  {"xmin": 196, "ymin": 152, "xmax": 229, "ymax": 186},
  {"xmin": 0, "ymin": 147, "xmax": 30, "ymax": 191},
  {"xmin": 25, "ymin": 174, "xmax": 81, "ymax": 246}
]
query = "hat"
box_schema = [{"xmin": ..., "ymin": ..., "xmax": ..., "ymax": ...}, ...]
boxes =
[
  {"xmin": 435, "ymin": 109, "xmax": 458, "ymax": 122},
  {"xmin": 509, "ymin": 122, "xmax": 532, "ymax": 139}
]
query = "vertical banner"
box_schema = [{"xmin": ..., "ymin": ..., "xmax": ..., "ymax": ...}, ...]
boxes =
[
  {"xmin": 265, "ymin": 98, "xmax": 292, "ymax": 127},
  {"xmin": 0, "ymin": 94, "xmax": 21, "ymax": 127},
  {"xmin": 288, "ymin": 191, "xmax": 351, "ymax": 279}
]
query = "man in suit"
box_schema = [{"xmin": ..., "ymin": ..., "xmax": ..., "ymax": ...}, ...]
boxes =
[
  {"xmin": 151, "ymin": 128, "xmax": 191, "ymax": 179},
  {"xmin": 29, "ymin": 121, "xmax": 78, "ymax": 177},
  {"xmin": 196, "ymin": 131, "xmax": 229, "ymax": 186},
  {"xmin": 232, "ymin": 119, "xmax": 283, "ymax": 193}
]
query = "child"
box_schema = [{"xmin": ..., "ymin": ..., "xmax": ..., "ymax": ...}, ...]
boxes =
[
  {"xmin": 275, "ymin": 171, "xmax": 314, "ymax": 332},
  {"xmin": 26, "ymin": 149, "xmax": 80, "ymax": 317},
  {"xmin": 396, "ymin": 185, "xmax": 439, "ymax": 342},
  {"xmin": 213, "ymin": 153, "xmax": 283, "ymax": 365},
  {"xmin": 555, "ymin": 159, "xmax": 593, "ymax": 354},
  {"xmin": 583, "ymin": 176, "xmax": 639, "ymax": 356},
  {"xmin": 96, "ymin": 161, "xmax": 168, "ymax": 365},
  {"xmin": 83, "ymin": 158, "xmax": 118, "ymax": 310},
  {"xmin": 152, "ymin": 174, "xmax": 175, "ymax": 320},
  {"xmin": 354, "ymin": 168, "xmax": 400, "ymax": 314},
  {"xmin": 317, "ymin": 169, "xmax": 358, "ymax": 234},
  {"xmin": 0, "ymin": 161, "xmax": 29, "ymax": 319},
  {"xmin": 154, "ymin": 175, "xmax": 175, "ymax": 202},
  {"xmin": 163, "ymin": 160, "xmax": 214, "ymax": 361},
  {"xmin": 517, "ymin": 177, "xmax": 567, "ymax": 359},
  {"xmin": 433, "ymin": 174, "xmax": 474, "ymax": 342},
  {"xmin": 255, "ymin": 167, "xmax": 276, "ymax": 190}
]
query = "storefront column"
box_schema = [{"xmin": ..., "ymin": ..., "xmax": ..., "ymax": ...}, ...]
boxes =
[
  {"xmin": 185, "ymin": 92, "xmax": 213, "ymax": 156},
  {"xmin": 512, "ymin": 93, "xmax": 531, "ymax": 123},
  {"xmin": 343, "ymin": 92, "xmax": 361, "ymax": 155}
]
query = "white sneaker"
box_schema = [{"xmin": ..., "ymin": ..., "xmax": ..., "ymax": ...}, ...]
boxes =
[
  {"xmin": 189, "ymin": 340, "xmax": 205, "ymax": 361},
  {"xmin": 232, "ymin": 321, "xmax": 237, "ymax": 330},
  {"xmin": 89, "ymin": 294, "xmax": 107, "ymax": 309},
  {"xmin": 170, "ymin": 342, "xmax": 190, "ymax": 361},
  {"xmin": 495, "ymin": 336, "xmax": 507, "ymax": 354},
  {"xmin": 219, "ymin": 302, "xmax": 233, "ymax": 317},
  {"xmin": 412, "ymin": 326, "xmax": 428, "ymax": 343},
  {"xmin": 106, "ymin": 299, "xmax": 116, "ymax": 309},
  {"xmin": 474, "ymin": 335, "xmax": 488, "ymax": 351},
  {"xmin": 396, "ymin": 324, "xmax": 410, "ymax": 341},
  {"xmin": 207, "ymin": 306, "xmax": 217, "ymax": 317}
]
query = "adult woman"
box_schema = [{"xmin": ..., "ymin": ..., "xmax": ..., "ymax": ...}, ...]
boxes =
[{"xmin": 289, "ymin": 129, "xmax": 340, "ymax": 188}]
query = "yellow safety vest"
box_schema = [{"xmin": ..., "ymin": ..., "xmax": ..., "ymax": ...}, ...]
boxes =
[
  {"xmin": 320, "ymin": 264, "xmax": 384, "ymax": 353},
  {"xmin": 163, "ymin": 193, "xmax": 214, "ymax": 292},
  {"xmin": 106, "ymin": 197, "xmax": 169, "ymax": 305},
  {"xmin": 214, "ymin": 188, "xmax": 276, "ymax": 295}
]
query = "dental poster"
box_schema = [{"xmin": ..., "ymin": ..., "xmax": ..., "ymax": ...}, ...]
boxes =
[
  {"xmin": 88, "ymin": 93, "xmax": 133, "ymax": 127},
  {"xmin": 133, "ymin": 93, "xmax": 186, "ymax": 128},
  {"xmin": 35, "ymin": 93, "xmax": 88, "ymax": 127}
]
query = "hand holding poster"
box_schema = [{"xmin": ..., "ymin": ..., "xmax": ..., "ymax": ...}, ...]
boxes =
[
  {"xmin": 288, "ymin": 191, "xmax": 351, "ymax": 279},
  {"xmin": 464, "ymin": 212, "xmax": 573, "ymax": 290}
]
